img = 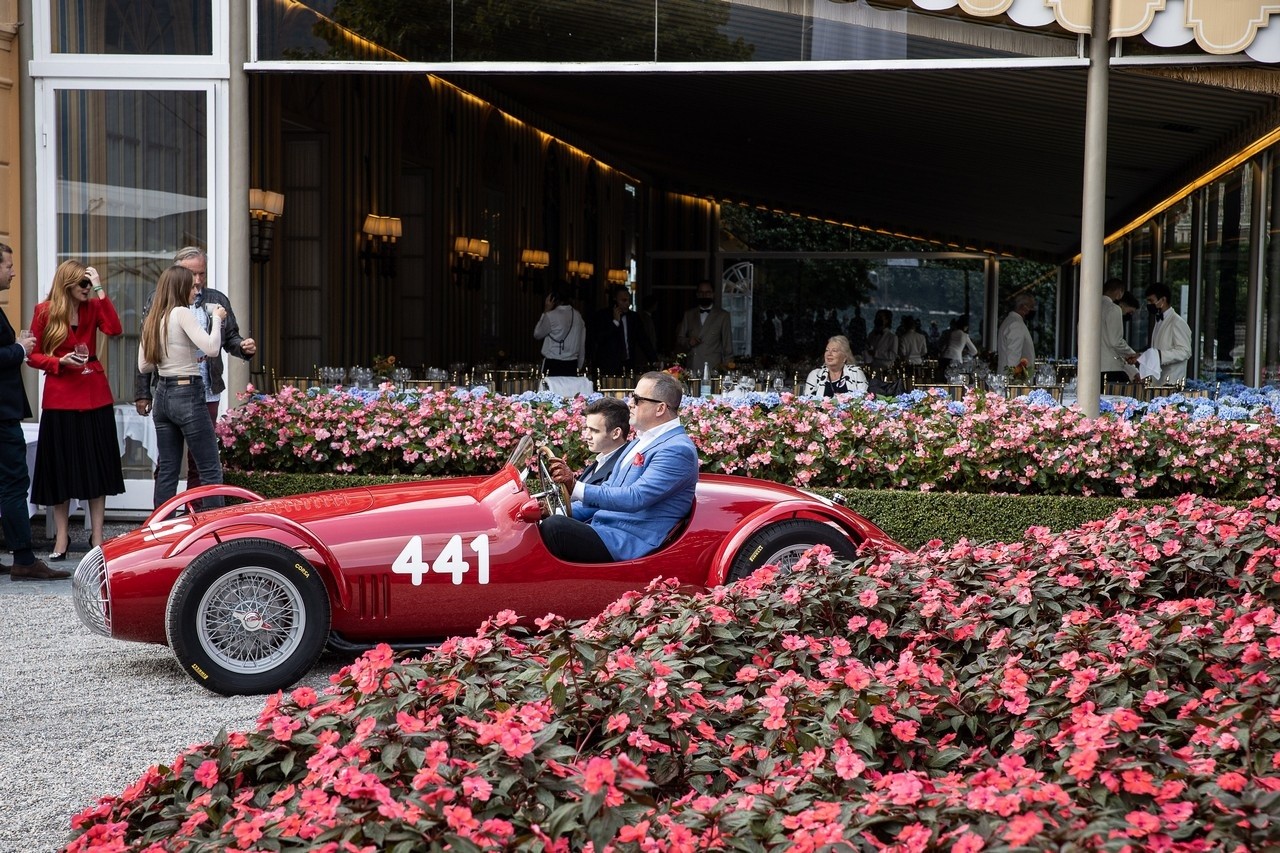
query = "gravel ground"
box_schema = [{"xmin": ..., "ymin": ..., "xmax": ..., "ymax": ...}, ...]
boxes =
[{"xmin": 0, "ymin": 519, "xmax": 345, "ymax": 852}]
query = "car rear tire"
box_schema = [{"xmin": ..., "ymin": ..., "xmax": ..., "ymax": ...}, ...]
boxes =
[
  {"xmin": 166, "ymin": 538, "xmax": 330, "ymax": 696},
  {"xmin": 728, "ymin": 519, "xmax": 856, "ymax": 583}
]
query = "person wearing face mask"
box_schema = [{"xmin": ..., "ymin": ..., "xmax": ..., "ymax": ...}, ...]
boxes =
[
  {"xmin": 1132, "ymin": 282, "xmax": 1191, "ymax": 383},
  {"xmin": 997, "ymin": 293, "xmax": 1037, "ymax": 373},
  {"xmin": 676, "ymin": 279, "xmax": 733, "ymax": 376}
]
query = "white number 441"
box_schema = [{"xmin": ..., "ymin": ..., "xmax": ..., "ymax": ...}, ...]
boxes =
[{"xmin": 392, "ymin": 534, "xmax": 490, "ymax": 585}]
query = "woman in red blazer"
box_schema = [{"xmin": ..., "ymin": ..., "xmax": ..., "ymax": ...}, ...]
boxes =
[{"xmin": 28, "ymin": 260, "xmax": 125, "ymax": 561}]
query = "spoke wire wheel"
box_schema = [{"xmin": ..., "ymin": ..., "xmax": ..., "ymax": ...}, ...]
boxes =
[
  {"xmin": 167, "ymin": 538, "xmax": 329, "ymax": 695},
  {"xmin": 196, "ymin": 565, "xmax": 305, "ymax": 675},
  {"xmin": 754, "ymin": 542, "xmax": 815, "ymax": 573}
]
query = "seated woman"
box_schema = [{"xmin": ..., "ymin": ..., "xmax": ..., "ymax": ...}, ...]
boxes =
[{"xmin": 803, "ymin": 335, "xmax": 869, "ymax": 397}]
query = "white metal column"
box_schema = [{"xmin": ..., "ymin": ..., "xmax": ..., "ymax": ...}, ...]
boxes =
[{"xmin": 1075, "ymin": 0, "xmax": 1111, "ymax": 417}]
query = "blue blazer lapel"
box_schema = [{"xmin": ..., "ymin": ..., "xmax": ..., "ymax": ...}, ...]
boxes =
[{"xmin": 612, "ymin": 428, "xmax": 684, "ymax": 487}]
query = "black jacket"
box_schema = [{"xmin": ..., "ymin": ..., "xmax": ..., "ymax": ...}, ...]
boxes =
[{"xmin": 0, "ymin": 308, "xmax": 31, "ymax": 421}]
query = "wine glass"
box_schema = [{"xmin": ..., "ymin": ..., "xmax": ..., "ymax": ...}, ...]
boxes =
[{"xmin": 74, "ymin": 343, "xmax": 92, "ymax": 374}]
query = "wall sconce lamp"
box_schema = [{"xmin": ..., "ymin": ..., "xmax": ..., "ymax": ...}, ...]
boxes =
[
  {"xmin": 361, "ymin": 214, "xmax": 402, "ymax": 278},
  {"xmin": 519, "ymin": 248, "xmax": 549, "ymax": 290},
  {"xmin": 566, "ymin": 260, "xmax": 594, "ymax": 280},
  {"xmin": 453, "ymin": 236, "xmax": 490, "ymax": 289},
  {"xmin": 249, "ymin": 188, "xmax": 285, "ymax": 263},
  {"xmin": 606, "ymin": 268, "xmax": 629, "ymax": 287}
]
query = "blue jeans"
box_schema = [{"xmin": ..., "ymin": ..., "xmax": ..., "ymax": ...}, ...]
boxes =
[
  {"xmin": 152, "ymin": 378, "xmax": 223, "ymax": 509},
  {"xmin": 0, "ymin": 419, "xmax": 34, "ymax": 562}
]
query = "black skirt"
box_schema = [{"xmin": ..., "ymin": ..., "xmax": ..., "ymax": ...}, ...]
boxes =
[{"xmin": 31, "ymin": 405, "xmax": 126, "ymax": 505}]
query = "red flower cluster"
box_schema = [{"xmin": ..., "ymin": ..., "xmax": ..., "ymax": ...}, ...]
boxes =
[{"xmin": 68, "ymin": 495, "xmax": 1280, "ymax": 851}]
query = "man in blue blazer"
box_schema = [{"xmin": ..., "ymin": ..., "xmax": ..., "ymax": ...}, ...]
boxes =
[{"xmin": 542, "ymin": 371, "xmax": 698, "ymax": 562}]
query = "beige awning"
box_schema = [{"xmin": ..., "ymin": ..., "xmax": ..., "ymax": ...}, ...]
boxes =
[{"xmin": 876, "ymin": 0, "xmax": 1280, "ymax": 58}]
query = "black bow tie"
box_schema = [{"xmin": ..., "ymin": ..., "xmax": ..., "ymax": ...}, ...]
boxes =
[{"xmin": 700, "ymin": 308, "xmax": 711, "ymax": 314}]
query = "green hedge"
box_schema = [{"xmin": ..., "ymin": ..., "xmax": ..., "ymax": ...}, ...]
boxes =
[
  {"xmin": 225, "ymin": 470, "xmax": 1234, "ymax": 550},
  {"xmin": 819, "ymin": 488, "xmax": 1209, "ymax": 549}
]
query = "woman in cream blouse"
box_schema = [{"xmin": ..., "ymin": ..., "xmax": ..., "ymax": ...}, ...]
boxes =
[{"xmin": 137, "ymin": 265, "xmax": 227, "ymax": 509}]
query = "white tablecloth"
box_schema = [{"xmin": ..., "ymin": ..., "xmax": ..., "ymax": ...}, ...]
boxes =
[
  {"xmin": 21, "ymin": 422, "xmax": 38, "ymax": 516},
  {"xmin": 113, "ymin": 402, "xmax": 160, "ymax": 464},
  {"xmin": 540, "ymin": 376, "xmax": 594, "ymax": 396},
  {"xmin": 17, "ymin": 406, "xmax": 160, "ymax": 521}
]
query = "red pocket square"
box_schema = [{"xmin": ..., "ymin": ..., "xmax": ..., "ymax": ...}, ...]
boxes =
[{"xmin": 632, "ymin": 452, "xmax": 645, "ymax": 466}]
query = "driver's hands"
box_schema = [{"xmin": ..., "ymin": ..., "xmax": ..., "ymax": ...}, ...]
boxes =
[{"xmin": 546, "ymin": 457, "xmax": 577, "ymax": 491}]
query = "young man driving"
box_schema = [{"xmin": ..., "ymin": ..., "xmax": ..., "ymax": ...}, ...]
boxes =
[
  {"xmin": 541, "ymin": 371, "xmax": 698, "ymax": 562},
  {"xmin": 579, "ymin": 397, "xmax": 631, "ymax": 485}
]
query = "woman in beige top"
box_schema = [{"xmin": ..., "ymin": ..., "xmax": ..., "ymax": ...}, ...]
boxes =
[{"xmin": 137, "ymin": 265, "xmax": 227, "ymax": 509}]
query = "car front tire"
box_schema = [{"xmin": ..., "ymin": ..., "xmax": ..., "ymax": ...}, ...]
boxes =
[
  {"xmin": 728, "ymin": 519, "xmax": 856, "ymax": 583},
  {"xmin": 166, "ymin": 538, "xmax": 330, "ymax": 695}
]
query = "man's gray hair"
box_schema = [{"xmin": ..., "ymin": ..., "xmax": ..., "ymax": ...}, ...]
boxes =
[
  {"xmin": 642, "ymin": 371, "xmax": 685, "ymax": 408},
  {"xmin": 174, "ymin": 246, "xmax": 206, "ymax": 264},
  {"xmin": 1014, "ymin": 293, "xmax": 1036, "ymax": 312}
]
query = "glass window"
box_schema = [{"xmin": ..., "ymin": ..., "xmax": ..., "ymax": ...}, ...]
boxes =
[
  {"xmin": 256, "ymin": 0, "xmax": 1075, "ymax": 63},
  {"xmin": 1265, "ymin": 156, "xmax": 1280, "ymax": 387},
  {"xmin": 1161, "ymin": 197, "xmax": 1194, "ymax": 359},
  {"xmin": 1199, "ymin": 164, "xmax": 1252, "ymax": 382},
  {"xmin": 714, "ymin": 256, "xmax": 989, "ymax": 365},
  {"xmin": 54, "ymin": 89, "xmax": 208, "ymax": 407},
  {"xmin": 1129, "ymin": 223, "xmax": 1154, "ymax": 294},
  {"xmin": 50, "ymin": 0, "xmax": 213, "ymax": 55}
]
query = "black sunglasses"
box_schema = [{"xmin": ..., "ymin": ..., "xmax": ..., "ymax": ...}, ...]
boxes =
[
  {"xmin": 75, "ymin": 279, "xmax": 92, "ymax": 289},
  {"xmin": 630, "ymin": 394, "xmax": 665, "ymax": 407}
]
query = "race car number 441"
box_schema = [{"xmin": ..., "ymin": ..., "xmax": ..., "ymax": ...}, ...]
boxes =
[{"xmin": 392, "ymin": 534, "xmax": 490, "ymax": 585}]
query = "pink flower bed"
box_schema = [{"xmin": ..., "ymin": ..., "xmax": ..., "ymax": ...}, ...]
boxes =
[
  {"xmin": 218, "ymin": 387, "xmax": 1280, "ymax": 498},
  {"xmin": 68, "ymin": 495, "xmax": 1280, "ymax": 850}
]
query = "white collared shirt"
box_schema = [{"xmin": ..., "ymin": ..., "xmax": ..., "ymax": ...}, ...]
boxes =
[{"xmin": 591, "ymin": 444, "xmax": 626, "ymax": 474}]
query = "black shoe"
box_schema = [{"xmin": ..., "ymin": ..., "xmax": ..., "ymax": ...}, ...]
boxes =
[{"xmin": 48, "ymin": 551, "xmax": 68, "ymax": 562}]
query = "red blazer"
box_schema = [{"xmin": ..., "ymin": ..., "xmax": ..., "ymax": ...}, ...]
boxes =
[{"xmin": 29, "ymin": 297, "xmax": 122, "ymax": 411}]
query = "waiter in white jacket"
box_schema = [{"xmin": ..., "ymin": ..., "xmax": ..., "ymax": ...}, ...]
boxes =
[
  {"xmin": 996, "ymin": 294, "xmax": 1037, "ymax": 373},
  {"xmin": 1132, "ymin": 282, "xmax": 1192, "ymax": 383},
  {"xmin": 1100, "ymin": 278, "xmax": 1137, "ymax": 382}
]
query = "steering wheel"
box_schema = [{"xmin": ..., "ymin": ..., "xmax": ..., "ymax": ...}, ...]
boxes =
[{"xmin": 536, "ymin": 445, "xmax": 572, "ymax": 517}]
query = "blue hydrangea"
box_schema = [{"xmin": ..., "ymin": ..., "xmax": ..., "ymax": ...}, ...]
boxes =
[{"xmin": 1021, "ymin": 389, "xmax": 1063, "ymax": 407}]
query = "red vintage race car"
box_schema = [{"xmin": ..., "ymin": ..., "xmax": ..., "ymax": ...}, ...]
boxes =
[{"xmin": 73, "ymin": 435, "xmax": 899, "ymax": 695}]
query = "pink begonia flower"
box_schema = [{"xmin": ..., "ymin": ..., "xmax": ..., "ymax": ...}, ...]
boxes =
[
  {"xmin": 193, "ymin": 760, "xmax": 219, "ymax": 788},
  {"xmin": 880, "ymin": 772, "xmax": 925, "ymax": 805},
  {"xmin": 1125, "ymin": 810, "xmax": 1162, "ymax": 837},
  {"xmin": 1217, "ymin": 771, "xmax": 1248, "ymax": 792},
  {"xmin": 582, "ymin": 757, "xmax": 616, "ymax": 794},
  {"xmin": 462, "ymin": 776, "xmax": 493, "ymax": 801},
  {"xmin": 1141, "ymin": 689, "xmax": 1169, "ymax": 708},
  {"xmin": 1002, "ymin": 813, "xmax": 1044, "ymax": 846},
  {"xmin": 891, "ymin": 720, "xmax": 920, "ymax": 742},
  {"xmin": 949, "ymin": 831, "xmax": 986, "ymax": 853}
]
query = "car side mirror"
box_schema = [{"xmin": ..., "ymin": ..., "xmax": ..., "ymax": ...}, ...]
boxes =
[{"xmin": 516, "ymin": 499, "xmax": 544, "ymax": 523}]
